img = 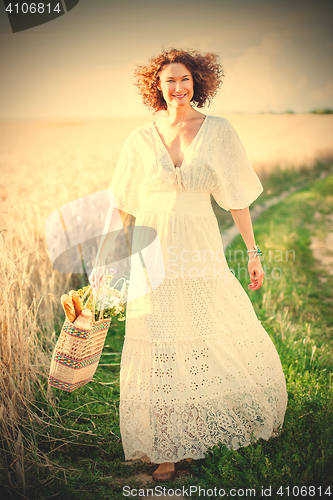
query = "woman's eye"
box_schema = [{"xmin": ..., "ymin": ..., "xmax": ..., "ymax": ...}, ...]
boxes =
[{"xmin": 166, "ymin": 78, "xmax": 189, "ymax": 82}]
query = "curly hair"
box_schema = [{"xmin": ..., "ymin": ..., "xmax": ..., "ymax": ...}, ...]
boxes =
[{"xmin": 134, "ymin": 48, "xmax": 225, "ymax": 113}]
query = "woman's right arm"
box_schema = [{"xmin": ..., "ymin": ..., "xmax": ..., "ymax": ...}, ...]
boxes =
[
  {"xmin": 89, "ymin": 206, "xmax": 130, "ymax": 288},
  {"xmin": 96, "ymin": 207, "xmax": 129, "ymax": 263},
  {"xmin": 89, "ymin": 129, "xmax": 141, "ymax": 287}
]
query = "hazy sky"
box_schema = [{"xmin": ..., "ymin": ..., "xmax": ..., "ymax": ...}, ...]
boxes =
[{"xmin": 0, "ymin": 0, "xmax": 332, "ymax": 119}]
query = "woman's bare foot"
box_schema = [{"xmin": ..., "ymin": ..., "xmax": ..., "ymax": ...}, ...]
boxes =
[
  {"xmin": 152, "ymin": 462, "xmax": 176, "ymax": 481},
  {"xmin": 154, "ymin": 462, "xmax": 175, "ymax": 474}
]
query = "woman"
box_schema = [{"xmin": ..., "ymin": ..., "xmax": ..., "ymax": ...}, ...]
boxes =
[{"xmin": 90, "ymin": 48, "xmax": 288, "ymax": 482}]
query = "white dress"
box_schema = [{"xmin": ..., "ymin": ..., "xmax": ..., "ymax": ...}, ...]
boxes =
[{"xmin": 108, "ymin": 115, "xmax": 288, "ymax": 464}]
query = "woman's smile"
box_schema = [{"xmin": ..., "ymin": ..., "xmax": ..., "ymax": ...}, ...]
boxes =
[{"xmin": 172, "ymin": 93, "xmax": 187, "ymax": 99}]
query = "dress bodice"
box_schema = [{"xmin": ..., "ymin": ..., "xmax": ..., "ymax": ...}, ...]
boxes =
[{"xmin": 108, "ymin": 115, "xmax": 264, "ymax": 217}]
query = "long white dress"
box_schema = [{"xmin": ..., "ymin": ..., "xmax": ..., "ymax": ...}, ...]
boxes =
[{"xmin": 108, "ymin": 115, "xmax": 288, "ymax": 464}]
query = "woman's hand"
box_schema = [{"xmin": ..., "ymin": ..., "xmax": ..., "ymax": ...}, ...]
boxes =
[
  {"xmin": 88, "ymin": 260, "xmax": 106, "ymax": 290},
  {"xmin": 248, "ymin": 255, "xmax": 265, "ymax": 291}
]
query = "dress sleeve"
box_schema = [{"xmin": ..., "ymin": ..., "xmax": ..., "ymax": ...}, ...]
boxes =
[
  {"xmin": 107, "ymin": 130, "xmax": 144, "ymax": 217},
  {"xmin": 211, "ymin": 120, "xmax": 263, "ymax": 211}
]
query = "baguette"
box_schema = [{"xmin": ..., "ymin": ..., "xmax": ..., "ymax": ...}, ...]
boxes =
[
  {"xmin": 69, "ymin": 290, "xmax": 83, "ymax": 318},
  {"xmin": 60, "ymin": 294, "xmax": 76, "ymax": 322}
]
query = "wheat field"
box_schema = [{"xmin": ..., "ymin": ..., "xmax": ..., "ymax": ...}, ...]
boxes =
[{"xmin": 0, "ymin": 113, "xmax": 332, "ymax": 493}]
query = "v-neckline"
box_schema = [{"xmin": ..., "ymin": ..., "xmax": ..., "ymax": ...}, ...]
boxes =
[{"xmin": 152, "ymin": 115, "xmax": 209, "ymax": 169}]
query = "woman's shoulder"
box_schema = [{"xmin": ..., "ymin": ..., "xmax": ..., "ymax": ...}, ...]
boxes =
[
  {"xmin": 124, "ymin": 121, "xmax": 155, "ymax": 143},
  {"xmin": 131, "ymin": 121, "xmax": 155, "ymax": 134},
  {"xmin": 206, "ymin": 115, "xmax": 234, "ymax": 130}
]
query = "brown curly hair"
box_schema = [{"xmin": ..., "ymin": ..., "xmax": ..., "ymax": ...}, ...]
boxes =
[{"xmin": 134, "ymin": 48, "xmax": 225, "ymax": 113}]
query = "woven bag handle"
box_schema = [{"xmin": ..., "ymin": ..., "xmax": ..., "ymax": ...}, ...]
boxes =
[
  {"xmin": 112, "ymin": 277, "xmax": 127, "ymax": 290},
  {"xmin": 98, "ymin": 277, "xmax": 107, "ymax": 321}
]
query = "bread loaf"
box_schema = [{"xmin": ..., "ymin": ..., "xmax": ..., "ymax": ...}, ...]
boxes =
[
  {"xmin": 60, "ymin": 294, "xmax": 76, "ymax": 322},
  {"xmin": 69, "ymin": 290, "xmax": 83, "ymax": 318}
]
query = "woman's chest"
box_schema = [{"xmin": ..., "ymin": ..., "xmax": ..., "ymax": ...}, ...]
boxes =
[
  {"xmin": 154, "ymin": 121, "xmax": 206, "ymax": 168},
  {"xmin": 137, "ymin": 125, "xmax": 221, "ymax": 192}
]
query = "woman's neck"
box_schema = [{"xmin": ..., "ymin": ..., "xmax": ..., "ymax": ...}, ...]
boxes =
[{"xmin": 163, "ymin": 105, "xmax": 201, "ymax": 125}]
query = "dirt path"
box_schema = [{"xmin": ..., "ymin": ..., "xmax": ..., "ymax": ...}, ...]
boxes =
[{"xmin": 310, "ymin": 211, "xmax": 333, "ymax": 278}]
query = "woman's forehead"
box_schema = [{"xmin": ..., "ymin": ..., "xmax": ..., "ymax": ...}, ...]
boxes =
[{"xmin": 159, "ymin": 62, "xmax": 191, "ymax": 78}]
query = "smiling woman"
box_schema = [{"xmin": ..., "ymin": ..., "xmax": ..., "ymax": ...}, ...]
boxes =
[{"xmin": 90, "ymin": 47, "xmax": 288, "ymax": 483}]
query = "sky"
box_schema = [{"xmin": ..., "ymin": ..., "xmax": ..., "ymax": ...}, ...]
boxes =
[{"xmin": 0, "ymin": 0, "xmax": 333, "ymax": 119}]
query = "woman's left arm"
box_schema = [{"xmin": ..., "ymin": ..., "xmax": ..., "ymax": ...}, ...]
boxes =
[{"xmin": 229, "ymin": 207, "xmax": 265, "ymax": 291}]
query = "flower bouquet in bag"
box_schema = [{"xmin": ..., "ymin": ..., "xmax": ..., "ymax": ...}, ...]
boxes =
[
  {"xmin": 77, "ymin": 269, "xmax": 128, "ymax": 323},
  {"xmin": 48, "ymin": 270, "xmax": 128, "ymax": 392}
]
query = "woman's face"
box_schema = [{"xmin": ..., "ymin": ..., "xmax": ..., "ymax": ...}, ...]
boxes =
[{"xmin": 158, "ymin": 62, "xmax": 194, "ymax": 109}]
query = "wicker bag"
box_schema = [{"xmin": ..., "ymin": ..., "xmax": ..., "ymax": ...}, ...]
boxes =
[{"xmin": 48, "ymin": 280, "xmax": 113, "ymax": 392}]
